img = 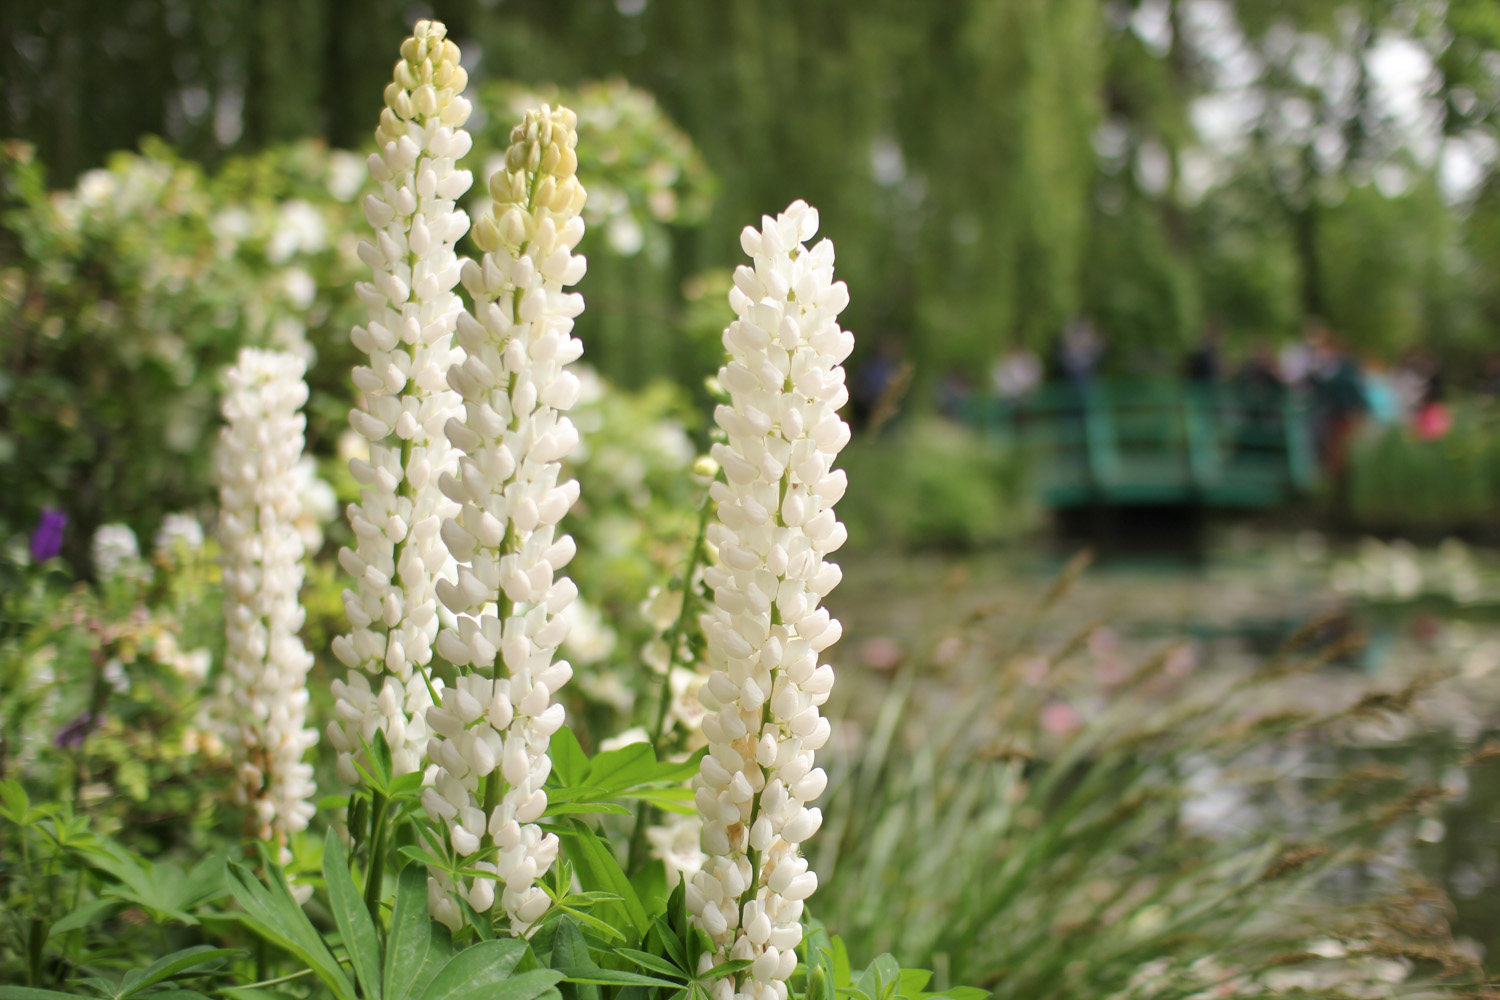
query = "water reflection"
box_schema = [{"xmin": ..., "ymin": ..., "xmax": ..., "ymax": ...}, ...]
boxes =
[{"xmin": 827, "ymin": 528, "xmax": 1500, "ymax": 964}]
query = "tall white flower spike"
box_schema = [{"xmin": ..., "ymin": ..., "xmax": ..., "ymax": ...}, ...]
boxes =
[
  {"xmin": 217, "ymin": 347, "xmax": 319, "ymax": 853},
  {"xmin": 687, "ymin": 201, "xmax": 852, "ymax": 1000},
  {"xmin": 423, "ymin": 105, "xmax": 589, "ymax": 935},
  {"xmin": 328, "ymin": 20, "xmax": 473, "ymax": 783}
]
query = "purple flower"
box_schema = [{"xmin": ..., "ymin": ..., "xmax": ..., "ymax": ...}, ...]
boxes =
[
  {"xmin": 53, "ymin": 712, "xmax": 96, "ymax": 749},
  {"xmin": 29, "ymin": 508, "xmax": 67, "ymax": 564}
]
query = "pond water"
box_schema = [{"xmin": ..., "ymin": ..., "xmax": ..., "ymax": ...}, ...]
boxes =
[{"xmin": 824, "ymin": 525, "xmax": 1500, "ymax": 966}]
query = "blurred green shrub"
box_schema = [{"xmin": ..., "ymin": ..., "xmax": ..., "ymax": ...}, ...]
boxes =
[
  {"xmin": 0, "ymin": 523, "xmax": 230, "ymax": 856},
  {"xmin": 0, "ymin": 79, "xmax": 718, "ymax": 572},
  {"xmin": 837, "ymin": 417, "xmax": 1039, "ymax": 550},
  {"xmin": 0, "ymin": 138, "xmax": 365, "ymax": 569},
  {"xmin": 1344, "ymin": 401, "xmax": 1500, "ymax": 534}
]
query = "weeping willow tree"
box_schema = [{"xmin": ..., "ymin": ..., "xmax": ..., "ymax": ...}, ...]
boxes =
[{"xmin": 6, "ymin": 0, "xmax": 1500, "ymax": 380}]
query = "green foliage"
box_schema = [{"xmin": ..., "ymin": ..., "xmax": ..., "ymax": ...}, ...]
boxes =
[
  {"xmin": 0, "ymin": 138, "xmax": 364, "ymax": 561},
  {"xmin": 0, "ymin": 75, "xmax": 716, "ymax": 558},
  {"xmin": 1345, "ymin": 402, "xmax": 1500, "ymax": 532},
  {"xmin": 1317, "ymin": 180, "xmax": 1460, "ymax": 357},
  {"xmin": 12, "ymin": 1, "xmax": 1500, "ymax": 381},
  {"xmin": 837, "ymin": 419, "xmax": 1038, "ymax": 550}
]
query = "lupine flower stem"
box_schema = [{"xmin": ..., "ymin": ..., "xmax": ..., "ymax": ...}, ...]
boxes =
[
  {"xmin": 364, "ymin": 789, "xmax": 391, "ymax": 922},
  {"xmin": 329, "ymin": 19, "xmax": 473, "ymax": 786},
  {"xmin": 626, "ymin": 481, "xmax": 719, "ymax": 873},
  {"xmin": 217, "ymin": 348, "xmax": 319, "ymax": 855},
  {"xmin": 425, "ymin": 104, "xmax": 589, "ymax": 934},
  {"xmin": 687, "ymin": 202, "xmax": 852, "ymax": 1000}
]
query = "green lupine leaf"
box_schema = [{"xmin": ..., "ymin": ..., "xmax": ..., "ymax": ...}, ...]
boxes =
[
  {"xmin": 543, "ymin": 802, "xmax": 633, "ymax": 818},
  {"xmin": 558, "ymin": 823, "xmax": 650, "ymax": 941},
  {"xmin": 613, "ymin": 947, "xmax": 686, "ymax": 979},
  {"xmin": 223, "ymin": 861, "xmax": 355, "ymax": 1000},
  {"xmin": 322, "ymin": 832, "xmax": 382, "ymax": 1000},
  {"xmin": 121, "ymin": 946, "xmax": 240, "ymax": 997},
  {"xmin": 414, "ymin": 938, "xmax": 528, "ymax": 1000},
  {"xmin": 896, "ymin": 969, "xmax": 931, "ymax": 998},
  {"xmin": 551, "ymin": 919, "xmax": 600, "ymax": 1000},
  {"xmin": 385, "ymin": 865, "xmax": 453, "ymax": 1000},
  {"xmin": 551, "ymin": 728, "xmax": 589, "ymax": 788},
  {"xmin": 582, "ymin": 744, "xmax": 656, "ymax": 792},
  {"xmin": 50, "ymin": 898, "xmax": 126, "ymax": 933},
  {"xmin": 558, "ymin": 968, "xmax": 681, "ymax": 988},
  {"xmin": 697, "ymin": 959, "xmax": 752, "ymax": 981}
]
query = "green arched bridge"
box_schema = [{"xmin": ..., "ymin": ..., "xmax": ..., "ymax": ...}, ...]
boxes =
[{"xmin": 968, "ymin": 380, "xmax": 1318, "ymax": 509}]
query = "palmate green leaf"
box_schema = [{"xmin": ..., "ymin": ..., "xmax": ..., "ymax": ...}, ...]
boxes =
[
  {"xmin": 580, "ymin": 744, "xmax": 708, "ymax": 794},
  {"xmin": 918, "ymin": 989, "xmax": 989, "ymax": 1000},
  {"xmin": 0, "ymin": 778, "xmax": 35, "ymax": 825},
  {"xmin": 551, "ymin": 728, "xmax": 589, "ymax": 788},
  {"xmin": 558, "ymin": 968, "xmax": 681, "ymax": 988},
  {"xmin": 543, "ymin": 802, "xmax": 633, "ymax": 818},
  {"xmin": 50, "ymin": 898, "xmax": 126, "ymax": 934},
  {"xmin": 581, "ymin": 745, "xmax": 657, "ymax": 793},
  {"xmin": 565, "ymin": 908, "xmax": 628, "ymax": 943},
  {"xmin": 397, "ymin": 844, "xmax": 452, "ymax": 872},
  {"xmin": 121, "ymin": 947, "xmax": 241, "ymax": 998},
  {"xmin": 73, "ymin": 977, "xmax": 117, "ymax": 996},
  {"xmin": 323, "ymin": 831, "xmax": 382, "ymax": 1000},
  {"xmin": 551, "ymin": 919, "xmax": 600, "ymax": 1000},
  {"xmin": 696, "ymin": 959, "xmax": 751, "ymax": 982},
  {"xmin": 416, "ymin": 945, "xmax": 561, "ymax": 1000},
  {"xmin": 650, "ymin": 917, "xmax": 687, "ymax": 972},
  {"xmin": 896, "ymin": 969, "xmax": 931, "ymax": 998},
  {"xmin": 832, "ymin": 938, "xmax": 851, "ymax": 988},
  {"xmin": 77, "ymin": 841, "xmax": 227, "ymax": 926},
  {"xmin": 223, "ymin": 860, "xmax": 355, "ymax": 1000},
  {"xmin": 616, "ymin": 788, "xmax": 696, "ymax": 815},
  {"xmin": 855, "ymin": 952, "xmax": 901, "ymax": 1000},
  {"xmin": 557, "ymin": 823, "xmax": 650, "ymax": 941},
  {"xmin": 544, "ymin": 787, "xmax": 616, "ymax": 805},
  {"xmin": 385, "ymin": 865, "xmax": 454, "ymax": 1000},
  {"xmin": 0, "ymin": 988, "xmax": 79, "ymax": 999},
  {"xmin": 629, "ymin": 860, "xmax": 667, "ymax": 918},
  {"xmin": 389, "ymin": 771, "xmax": 426, "ymax": 800},
  {"xmin": 638, "ymin": 748, "xmax": 707, "ymax": 786},
  {"xmin": 414, "ymin": 938, "xmax": 526, "ymax": 1000},
  {"xmin": 613, "ymin": 947, "xmax": 686, "ymax": 979}
]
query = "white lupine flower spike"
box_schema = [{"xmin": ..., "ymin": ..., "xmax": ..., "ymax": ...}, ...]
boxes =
[
  {"xmin": 217, "ymin": 347, "xmax": 319, "ymax": 854},
  {"xmin": 687, "ymin": 201, "xmax": 853, "ymax": 1000},
  {"xmin": 329, "ymin": 19, "xmax": 474, "ymax": 785},
  {"xmin": 423, "ymin": 105, "xmax": 589, "ymax": 935}
]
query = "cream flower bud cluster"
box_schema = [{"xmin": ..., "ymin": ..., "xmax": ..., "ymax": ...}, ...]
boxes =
[
  {"xmin": 687, "ymin": 201, "xmax": 853, "ymax": 1000},
  {"xmin": 422, "ymin": 105, "xmax": 589, "ymax": 936},
  {"xmin": 217, "ymin": 347, "xmax": 318, "ymax": 850},
  {"xmin": 329, "ymin": 20, "xmax": 473, "ymax": 783}
]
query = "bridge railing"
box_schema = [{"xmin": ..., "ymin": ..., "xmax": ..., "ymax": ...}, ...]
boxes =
[{"xmin": 967, "ymin": 379, "xmax": 1317, "ymax": 508}]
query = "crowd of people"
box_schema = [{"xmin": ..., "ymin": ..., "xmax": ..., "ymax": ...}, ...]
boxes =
[{"xmin": 853, "ymin": 318, "xmax": 1500, "ymax": 477}]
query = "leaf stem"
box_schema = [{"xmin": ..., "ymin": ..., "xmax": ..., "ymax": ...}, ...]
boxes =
[
  {"xmin": 364, "ymin": 791, "xmax": 390, "ymax": 923},
  {"xmin": 231, "ymin": 966, "xmax": 316, "ymax": 991},
  {"xmin": 626, "ymin": 476, "xmax": 718, "ymax": 873}
]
